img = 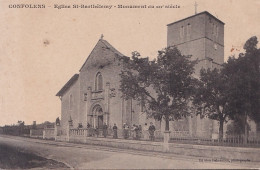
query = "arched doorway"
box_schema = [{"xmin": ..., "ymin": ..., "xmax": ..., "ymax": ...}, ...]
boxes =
[{"xmin": 92, "ymin": 104, "xmax": 103, "ymax": 129}]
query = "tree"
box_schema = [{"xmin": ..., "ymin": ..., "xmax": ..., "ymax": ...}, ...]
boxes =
[
  {"xmin": 119, "ymin": 46, "xmax": 197, "ymax": 133},
  {"xmin": 226, "ymin": 115, "xmax": 250, "ymax": 136},
  {"xmin": 193, "ymin": 68, "xmax": 231, "ymax": 140},
  {"xmin": 223, "ymin": 36, "xmax": 260, "ymax": 142},
  {"xmin": 17, "ymin": 120, "xmax": 25, "ymax": 136},
  {"xmin": 193, "ymin": 37, "xmax": 260, "ymax": 141}
]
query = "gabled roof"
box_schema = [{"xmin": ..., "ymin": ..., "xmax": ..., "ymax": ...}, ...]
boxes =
[
  {"xmin": 167, "ymin": 11, "xmax": 225, "ymax": 26},
  {"xmin": 56, "ymin": 74, "xmax": 79, "ymax": 97},
  {"xmin": 79, "ymin": 38, "xmax": 125, "ymax": 72}
]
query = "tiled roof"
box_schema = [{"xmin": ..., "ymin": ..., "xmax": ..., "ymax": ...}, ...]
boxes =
[{"xmin": 56, "ymin": 74, "xmax": 79, "ymax": 96}]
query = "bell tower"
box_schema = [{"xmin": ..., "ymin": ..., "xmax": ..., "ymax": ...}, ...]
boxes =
[
  {"xmin": 167, "ymin": 11, "xmax": 225, "ymax": 138},
  {"xmin": 167, "ymin": 11, "xmax": 225, "ymax": 76}
]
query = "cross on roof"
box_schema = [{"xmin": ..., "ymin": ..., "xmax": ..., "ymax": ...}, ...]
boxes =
[
  {"xmin": 194, "ymin": 1, "xmax": 198, "ymax": 14},
  {"xmin": 100, "ymin": 34, "xmax": 104, "ymax": 40}
]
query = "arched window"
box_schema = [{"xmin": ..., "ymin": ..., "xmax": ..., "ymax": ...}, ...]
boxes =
[{"xmin": 95, "ymin": 72, "xmax": 103, "ymax": 91}]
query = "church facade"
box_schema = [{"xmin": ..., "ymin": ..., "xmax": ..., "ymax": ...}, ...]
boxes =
[
  {"xmin": 56, "ymin": 39, "xmax": 145, "ymax": 135},
  {"xmin": 56, "ymin": 11, "xmax": 226, "ymax": 138}
]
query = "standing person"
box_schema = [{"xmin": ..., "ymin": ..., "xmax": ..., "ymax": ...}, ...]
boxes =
[
  {"xmin": 95, "ymin": 126, "xmax": 99, "ymax": 137},
  {"xmin": 131, "ymin": 124, "xmax": 137, "ymax": 139},
  {"xmin": 138, "ymin": 125, "xmax": 142, "ymax": 140},
  {"xmin": 113, "ymin": 123, "xmax": 118, "ymax": 139},
  {"xmin": 149, "ymin": 122, "xmax": 156, "ymax": 141},
  {"xmin": 123, "ymin": 123, "xmax": 129, "ymax": 139},
  {"xmin": 143, "ymin": 123, "xmax": 149, "ymax": 140},
  {"xmin": 123, "ymin": 123, "xmax": 126, "ymax": 139},
  {"xmin": 103, "ymin": 123, "xmax": 108, "ymax": 138},
  {"xmin": 135, "ymin": 125, "xmax": 139, "ymax": 140}
]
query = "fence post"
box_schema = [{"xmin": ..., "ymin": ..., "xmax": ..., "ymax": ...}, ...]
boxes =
[
  {"xmin": 83, "ymin": 129, "xmax": 87, "ymax": 143},
  {"xmin": 163, "ymin": 131, "xmax": 171, "ymax": 152},
  {"xmin": 43, "ymin": 129, "xmax": 46, "ymax": 139},
  {"xmin": 66, "ymin": 124, "xmax": 73, "ymax": 142},
  {"xmin": 54, "ymin": 124, "xmax": 58, "ymax": 141}
]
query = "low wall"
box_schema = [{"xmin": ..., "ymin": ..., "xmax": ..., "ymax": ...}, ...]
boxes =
[
  {"xmin": 56, "ymin": 135, "xmax": 67, "ymax": 141},
  {"xmin": 85, "ymin": 137, "xmax": 163, "ymax": 152},
  {"xmin": 168, "ymin": 143, "xmax": 260, "ymax": 162},
  {"xmin": 43, "ymin": 128, "xmax": 55, "ymax": 140},
  {"xmin": 31, "ymin": 126, "xmax": 260, "ymax": 162},
  {"xmin": 30, "ymin": 129, "xmax": 43, "ymax": 138},
  {"xmin": 62, "ymin": 135, "xmax": 260, "ymax": 162}
]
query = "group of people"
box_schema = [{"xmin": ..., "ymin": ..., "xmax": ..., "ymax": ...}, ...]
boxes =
[
  {"xmin": 86, "ymin": 122, "xmax": 156, "ymax": 141},
  {"xmin": 122, "ymin": 122, "xmax": 156, "ymax": 141},
  {"xmin": 122, "ymin": 123, "xmax": 143, "ymax": 140},
  {"xmin": 87, "ymin": 123, "xmax": 108, "ymax": 138},
  {"xmin": 131, "ymin": 124, "xmax": 143, "ymax": 140}
]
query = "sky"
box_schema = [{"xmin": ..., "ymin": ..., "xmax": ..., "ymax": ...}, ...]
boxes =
[{"xmin": 0, "ymin": 0, "xmax": 259, "ymax": 126}]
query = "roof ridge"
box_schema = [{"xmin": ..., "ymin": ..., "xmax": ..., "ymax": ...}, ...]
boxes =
[
  {"xmin": 79, "ymin": 38, "xmax": 125, "ymax": 72},
  {"xmin": 79, "ymin": 39, "xmax": 101, "ymax": 72},
  {"xmin": 167, "ymin": 11, "xmax": 224, "ymax": 26},
  {"xmin": 100, "ymin": 39, "xmax": 125, "ymax": 57},
  {"xmin": 56, "ymin": 74, "xmax": 79, "ymax": 96}
]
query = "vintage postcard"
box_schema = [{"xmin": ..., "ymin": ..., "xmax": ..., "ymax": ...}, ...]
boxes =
[{"xmin": 0, "ymin": 0, "xmax": 259, "ymax": 169}]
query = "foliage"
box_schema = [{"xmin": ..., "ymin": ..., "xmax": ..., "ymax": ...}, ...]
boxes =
[
  {"xmin": 120, "ymin": 46, "xmax": 197, "ymax": 131},
  {"xmin": 223, "ymin": 36, "xmax": 260, "ymax": 124},
  {"xmin": 226, "ymin": 116, "xmax": 250, "ymax": 136},
  {"xmin": 193, "ymin": 36, "xmax": 260, "ymax": 139},
  {"xmin": 193, "ymin": 68, "xmax": 230, "ymax": 139},
  {"xmin": 2, "ymin": 122, "xmax": 30, "ymax": 136}
]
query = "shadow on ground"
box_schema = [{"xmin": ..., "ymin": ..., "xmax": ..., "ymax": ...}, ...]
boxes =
[{"xmin": 0, "ymin": 144, "xmax": 69, "ymax": 169}]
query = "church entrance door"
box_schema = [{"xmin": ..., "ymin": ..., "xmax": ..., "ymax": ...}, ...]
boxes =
[
  {"xmin": 92, "ymin": 104, "xmax": 104, "ymax": 129},
  {"xmin": 98, "ymin": 115, "xmax": 103, "ymax": 129}
]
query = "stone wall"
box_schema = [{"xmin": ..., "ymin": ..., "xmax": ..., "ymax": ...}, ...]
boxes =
[
  {"xmin": 43, "ymin": 128, "xmax": 55, "ymax": 140},
  {"xmin": 167, "ymin": 12, "xmax": 224, "ymax": 76},
  {"xmin": 60, "ymin": 77, "xmax": 80, "ymax": 129},
  {"xmin": 79, "ymin": 40, "xmax": 126, "ymax": 129},
  {"xmin": 62, "ymin": 135, "xmax": 260, "ymax": 162},
  {"xmin": 167, "ymin": 12, "xmax": 225, "ymax": 138},
  {"xmin": 30, "ymin": 129, "xmax": 43, "ymax": 138}
]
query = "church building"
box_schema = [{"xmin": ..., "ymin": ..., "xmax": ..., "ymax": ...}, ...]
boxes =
[{"xmin": 56, "ymin": 11, "xmax": 225, "ymax": 138}]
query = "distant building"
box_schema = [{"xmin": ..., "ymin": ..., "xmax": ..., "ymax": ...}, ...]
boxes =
[{"xmin": 56, "ymin": 11, "xmax": 226, "ymax": 138}]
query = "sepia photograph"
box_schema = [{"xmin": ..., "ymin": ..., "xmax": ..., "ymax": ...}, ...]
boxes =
[{"xmin": 0, "ymin": 0, "xmax": 260, "ymax": 169}]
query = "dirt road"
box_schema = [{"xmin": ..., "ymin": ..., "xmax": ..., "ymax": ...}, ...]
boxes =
[{"xmin": 0, "ymin": 135, "xmax": 258, "ymax": 169}]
